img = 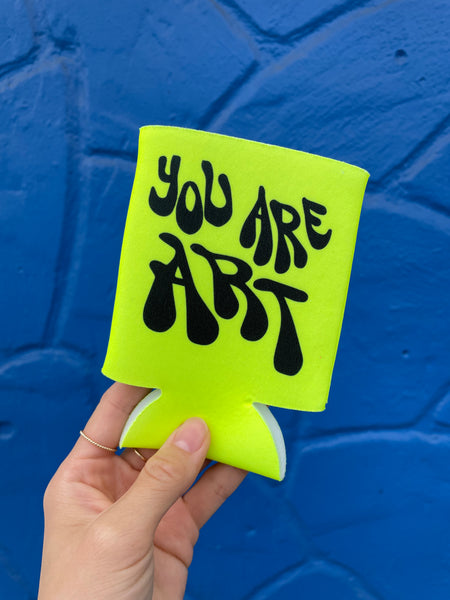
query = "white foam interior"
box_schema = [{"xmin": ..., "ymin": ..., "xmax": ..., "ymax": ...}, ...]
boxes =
[
  {"xmin": 119, "ymin": 388, "xmax": 162, "ymax": 447},
  {"xmin": 253, "ymin": 402, "xmax": 286, "ymax": 480}
]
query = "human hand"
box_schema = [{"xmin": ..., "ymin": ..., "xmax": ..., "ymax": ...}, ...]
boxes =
[{"xmin": 38, "ymin": 383, "xmax": 247, "ymax": 600}]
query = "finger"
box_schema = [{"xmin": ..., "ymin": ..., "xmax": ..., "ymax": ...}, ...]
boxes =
[
  {"xmin": 73, "ymin": 383, "xmax": 150, "ymax": 459},
  {"xmin": 103, "ymin": 418, "xmax": 210, "ymax": 537},
  {"xmin": 120, "ymin": 447, "xmax": 212, "ymax": 473},
  {"xmin": 120, "ymin": 447, "xmax": 157, "ymax": 470},
  {"xmin": 183, "ymin": 462, "xmax": 247, "ymax": 529}
]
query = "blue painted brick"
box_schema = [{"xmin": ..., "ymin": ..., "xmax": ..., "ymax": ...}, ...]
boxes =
[
  {"xmin": 0, "ymin": 561, "xmax": 30, "ymax": 600},
  {"xmin": 398, "ymin": 129, "xmax": 450, "ymax": 214},
  {"xmin": 220, "ymin": 0, "xmax": 450, "ymax": 181},
  {"xmin": 0, "ymin": 0, "xmax": 34, "ymax": 68},
  {"xmin": 43, "ymin": 0, "xmax": 255, "ymax": 153},
  {"xmin": 0, "ymin": 66, "xmax": 67, "ymax": 352},
  {"xmin": 0, "ymin": 349, "xmax": 94, "ymax": 594},
  {"xmin": 59, "ymin": 157, "xmax": 134, "ymax": 365},
  {"xmin": 433, "ymin": 389, "xmax": 450, "ymax": 427},
  {"xmin": 188, "ymin": 475, "xmax": 308, "ymax": 599},
  {"xmin": 300, "ymin": 195, "xmax": 450, "ymax": 436},
  {"xmin": 230, "ymin": 0, "xmax": 360, "ymax": 37},
  {"xmin": 290, "ymin": 435, "xmax": 450, "ymax": 598},
  {"xmin": 242, "ymin": 561, "xmax": 381, "ymax": 599}
]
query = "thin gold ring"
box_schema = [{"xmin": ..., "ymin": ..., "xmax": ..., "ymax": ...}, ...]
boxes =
[
  {"xmin": 133, "ymin": 448, "xmax": 147, "ymax": 462},
  {"xmin": 79, "ymin": 430, "xmax": 117, "ymax": 453}
]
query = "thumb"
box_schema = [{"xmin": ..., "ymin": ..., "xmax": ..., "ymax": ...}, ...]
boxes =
[{"xmin": 108, "ymin": 417, "xmax": 210, "ymax": 536}]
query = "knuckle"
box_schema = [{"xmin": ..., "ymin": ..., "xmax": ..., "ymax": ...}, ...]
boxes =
[
  {"xmin": 143, "ymin": 454, "xmax": 184, "ymax": 486},
  {"xmin": 213, "ymin": 481, "xmax": 231, "ymax": 503},
  {"xmin": 99, "ymin": 387, "xmax": 128, "ymax": 416},
  {"xmin": 154, "ymin": 522, "xmax": 195, "ymax": 568}
]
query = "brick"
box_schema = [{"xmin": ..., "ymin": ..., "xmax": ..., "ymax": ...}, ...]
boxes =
[
  {"xmin": 398, "ymin": 129, "xmax": 450, "ymax": 214},
  {"xmin": 290, "ymin": 434, "xmax": 450, "ymax": 598},
  {"xmin": 0, "ymin": 66, "xmax": 67, "ymax": 351},
  {"xmin": 0, "ymin": 559, "xmax": 30, "ymax": 600},
  {"xmin": 0, "ymin": 349, "xmax": 93, "ymax": 482},
  {"xmin": 221, "ymin": 0, "xmax": 450, "ymax": 181},
  {"xmin": 299, "ymin": 196, "xmax": 450, "ymax": 436},
  {"xmin": 434, "ymin": 389, "xmax": 450, "ymax": 427},
  {"xmin": 42, "ymin": 0, "xmax": 255, "ymax": 153},
  {"xmin": 232, "ymin": 0, "xmax": 360, "ymax": 37},
  {"xmin": 59, "ymin": 157, "xmax": 134, "ymax": 370},
  {"xmin": 188, "ymin": 475, "xmax": 307, "ymax": 599},
  {"xmin": 237, "ymin": 560, "xmax": 379, "ymax": 599},
  {"xmin": 0, "ymin": 348, "xmax": 93, "ymax": 595},
  {"xmin": 0, "ymin": 0, "xmax": 34, "ymax": 69}
]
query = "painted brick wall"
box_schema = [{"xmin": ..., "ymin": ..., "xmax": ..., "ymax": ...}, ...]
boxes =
[{"xmin": 1, "ymin": 1, "xmax": 449, "ymax": 598}]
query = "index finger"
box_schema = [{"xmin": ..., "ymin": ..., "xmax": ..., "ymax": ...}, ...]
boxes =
[
  {"xmin": 183, "ymin": 462, "xmax": 247, "ymax": 528},
  {"xmin": 73, "ymin": 382, "xmax": 150, "ymax": 459}
]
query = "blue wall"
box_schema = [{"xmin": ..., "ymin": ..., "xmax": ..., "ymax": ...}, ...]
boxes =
[{"xmin": 1, "ymin": 0, "xmax": 449, "ymax": 598}]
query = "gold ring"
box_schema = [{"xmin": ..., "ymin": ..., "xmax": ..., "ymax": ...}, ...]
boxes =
[
  {"xmin": 133, "ymin": 448, "xmax": 147, "ymax": 462},
  {"xmin": 79, "ymin": 430, "xmax": 117, "ymax": 453}
]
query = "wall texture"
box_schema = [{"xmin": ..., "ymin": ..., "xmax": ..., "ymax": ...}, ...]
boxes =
[{"xmin": 1, "ymin": 0, "xmax": 449, "ymax": 598}]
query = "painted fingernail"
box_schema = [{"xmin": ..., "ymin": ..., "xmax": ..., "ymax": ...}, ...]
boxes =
[{"xmin": 173, "ymin": 418, "xmax": 208, "ymax": 453}]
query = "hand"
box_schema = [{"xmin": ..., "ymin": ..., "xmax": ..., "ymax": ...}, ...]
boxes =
[{"xmin": 38, "ymin": 383, "xmax": 247, "ymax": 600}]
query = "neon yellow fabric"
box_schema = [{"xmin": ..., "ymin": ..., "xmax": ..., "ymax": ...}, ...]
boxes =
[{"xmin": 102, "ymin": 126, "xmax": 369, "ymax": 479}]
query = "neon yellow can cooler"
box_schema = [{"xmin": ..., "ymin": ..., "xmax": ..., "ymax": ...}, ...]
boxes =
[{"xmin": 103, "ymin": 126, "xmax": 369, "ymax": 480}]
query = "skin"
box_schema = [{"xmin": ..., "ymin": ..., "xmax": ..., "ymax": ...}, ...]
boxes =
[{"xmin": 38, "ymin": 383, "xmax": 247, "ymax": 600}]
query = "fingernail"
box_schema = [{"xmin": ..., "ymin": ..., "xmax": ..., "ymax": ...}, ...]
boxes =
[{"xmin": 173, "ymin": 418, "xmax": 208, "ymax": 453}]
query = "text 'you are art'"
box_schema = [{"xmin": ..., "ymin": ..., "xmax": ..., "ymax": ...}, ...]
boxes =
[{"xmin": 144, "ymin": 153, "xmax": 332, "ymax": 376}]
